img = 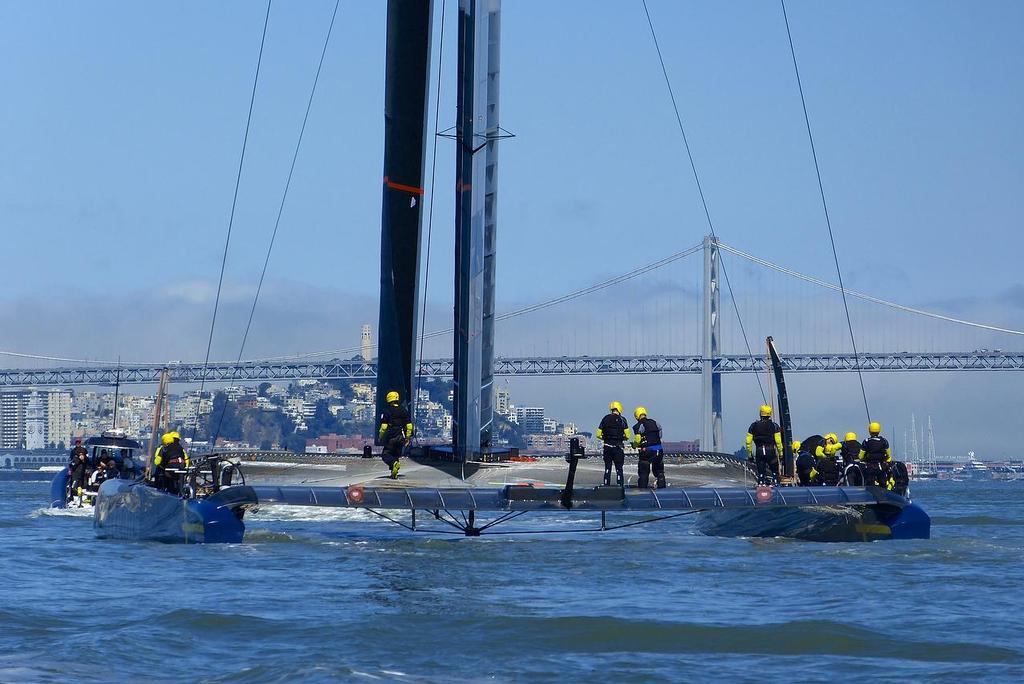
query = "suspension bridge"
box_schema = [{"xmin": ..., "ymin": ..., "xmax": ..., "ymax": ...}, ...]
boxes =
[{"xmin": 3, "ymin": 238, "xmax": 1021, "ymax": 398}]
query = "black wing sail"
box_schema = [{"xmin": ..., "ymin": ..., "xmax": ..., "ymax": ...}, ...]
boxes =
[
  {"xmin": 766, "ymin": 336, "xmax": 794, "ymax": 478},
  {"xmin": 375, "ymin": 0, "xmax": 434, "ymax": 442}
]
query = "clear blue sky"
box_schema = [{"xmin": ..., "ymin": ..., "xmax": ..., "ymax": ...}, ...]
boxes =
[{"xmin": 1, "ymin": 1, "xmax": 1022, "ymax": 454}]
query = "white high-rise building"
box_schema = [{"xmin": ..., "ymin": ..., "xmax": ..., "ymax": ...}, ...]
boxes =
[
  {"xmin": 47, "ymin": 391, "xmax": 72, "ymax": 448},
  {"xmin": 496, "ymin": 387, "xmax": 510, "ymax": 417},
  {"xmin": 361, "ymin": 324, "xmax": 374, "ymax": 362},
  {"xmin": 0, "ymin": 389, "xmax": 72, "ymax": 449}
]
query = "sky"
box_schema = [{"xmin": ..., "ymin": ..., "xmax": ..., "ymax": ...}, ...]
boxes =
[{"xmin": 0, "ymin": 1, "xmax": 1022, "ymax": 456}]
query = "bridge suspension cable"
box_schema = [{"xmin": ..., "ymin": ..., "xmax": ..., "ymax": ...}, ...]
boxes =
[{"xmin": 719, "ymin": 242, "xmax": 1024, "ymax": 337}]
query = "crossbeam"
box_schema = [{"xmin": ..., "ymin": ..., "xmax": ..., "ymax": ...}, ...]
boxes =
[{"xmin": 0, "ymin": 351, "xmax": 1021, "ymax": 387}]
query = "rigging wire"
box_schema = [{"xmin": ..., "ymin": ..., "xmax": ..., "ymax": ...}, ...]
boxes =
[
  {"xmin": 413, "ymin": 0, "xmax": 448, "ymax": 431},
  {"xmin": 641, "ymin": 0, "xmax": 766, "ymax": 403},
  {"xmin": 190, "ymin": 0, "xmax": 273, "ymax": 444},
  {"xmin": 779, "ymin": 0, "xmax": 871, "ymax": 422},
  {"xmin": 212, "ymin": 0, "xmax": 341, "ymax": 444}
]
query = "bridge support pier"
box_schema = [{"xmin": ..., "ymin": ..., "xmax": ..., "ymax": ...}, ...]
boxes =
[{"xmin": 701, "ymin": 235, "xmax": 723, "ymax": 453}]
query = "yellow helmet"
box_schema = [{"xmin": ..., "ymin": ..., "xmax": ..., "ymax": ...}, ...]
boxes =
[
  {"xmin": 845, "ymin": 432, "xmax": 857, "ymax": 442},
  {"xmin": 609, "ymin": 401, "xmax": 623, "ymax": 414},
  {"xmin": 633, "ymin": 406, "xmax": 647, "ymax": 421},
  {"xmin": 161, "ymin": 432, "xmax": 174, "ymax": 445},
  {"xmin": 869, "ymin": 421, "xmax": 882, "ymax": 435},
  {"xmin": 386, "ymin": 390, "xmax": 400, "ymax": 404},
  {"xmin": 825, "ymin": 432, "xmax": 838, "ymax": 443},
  {"xmin": 792, "ymin": 440, "xmax": 802, "ymax": 452},
  {"xmin": 759, "ymin": 404, "xmax": 772, "ymax": 418},
  {"xmin": 170, "ymin": 431, "xmax": 181, "ymax": 441}
]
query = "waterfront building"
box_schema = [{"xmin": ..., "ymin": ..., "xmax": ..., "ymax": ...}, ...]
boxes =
[
  {"xmin": 496, "ymin": 387, "xmax": 510, "ymax": 417},
  {"xmin": 515, "ymin": 407, "xmax": 546, "ymax": 434}
]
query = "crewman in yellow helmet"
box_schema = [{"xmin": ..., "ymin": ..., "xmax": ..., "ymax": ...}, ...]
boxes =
[
  {"xmin": 745, "ymin": 405, "xmax": 783, "ymax": 485},
  {"xmin": 810, "ymin": 439, "xmax": 842, "ymax": 486},
  {"xmin": 151, "ymin": 431, "xmax": 187, "ymax": 494},
  {"xmin": 858, "ymin": 421, "xmax": 892, "ymax": 487},
  {"xmin": 596, "ymin": 401, "xmax": 632, "ymax": 486},
  {"xmin": 378, "ymin": 390, "xmax": 413, "ymax": 479},
  {"xmin": 632, "ymin": 407, "xmax": 665, "ymax": 488},
  {"xmin": 838, "ymin": 431, "xmax": 861, "ymax": 474}
]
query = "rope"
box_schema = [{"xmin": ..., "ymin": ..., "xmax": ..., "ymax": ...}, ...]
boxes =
[
  {"xmin": 641, "ymin": 0, "xmax": 766, "ymax": 403},
  {"xmin": 190, "ymin": 0, "xmax": 272, "ymax": 444},
  {"xmin": 780, "ymin": 0, "xmax": 870, "ymax": 422},
  {"xmin": 212, "ymin": 0, "xmax": 341, "ymax": 445},
  {"xmin": 413, "ymin": 0, "xmax": 447, "ymax": 430}
]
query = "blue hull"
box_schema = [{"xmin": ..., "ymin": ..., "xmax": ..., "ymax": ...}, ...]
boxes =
[
  {"xmin": 93, "ymin": 479, "xmax": 246, "ymax": 543},
  {"xmin": 696, "ymin": 501, "xmax": 930, "ymax": 542},
  {"xmin": 50, "ymin": 468, "xmax": 70, "ymax": 508}
]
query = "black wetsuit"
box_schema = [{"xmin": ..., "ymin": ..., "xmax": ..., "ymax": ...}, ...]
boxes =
[
  {"xmin": 748, "ymin": 418, "xmax": 782, "ymax": 485},
  {"xmin": 839, "ymin": 439, "xmax": 861, "ymax": 471},
  {"xmin": 860, "ymin": 435, "xmax": 891, "ymax": 487},
  {"xmin": 795, "ymin": 450, "xmax": 817, "ymax": 486},
  {"xmin": 813, "ymin": 455, "xmax": 842, "ymax": 486},
  {"xmin": 69, "ymin": 455, "xmax": 88, "ymax": 501},
  {"xmin": 598, "ymin": 412, "xmax": 629, "ymax": 486},
  {"xmin": 633, "ymin": 417, "xmax": 665, "ymax": 489},
  {"xmin": 380, "ymin": 403, "xmax": 410, "ymax": 469},
  {"xmin": 155, "ymin": 442, "xmax": 186, "ymax": 494},
  {"xmin": 66, "ymin": 446, "xmax": 87, "ymax": 500}
]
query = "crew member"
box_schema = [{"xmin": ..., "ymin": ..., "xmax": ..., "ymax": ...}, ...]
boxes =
[
  {"xmin": 632, "ymin": 407, "xmax": 665, "ymax": 488},
  {"xmin": 798, "ymin": 434, "xmax": 830, "ymax": 485},
  {"xmin": 746, "ymin": 405, "xmax": 783, "ymax": 485},
  {"xmin": 839, "ymin": 432, "xmax": 861, "ymax": 475},
  {"xmin": 790, "ymin": 444, "xmax": 815, "ymax": 485},
  {"xmin": 67, "ymin": 438, "xmax": 86, "ymax": 471},
  {"xmin": 596, "ymin": 401, "xmax": 631, "ymax": 486},
  {"xmin": 152, "ymin": 431, "xmax": 187, "ymax": 494},
  {"xmin": 66, "ymin": 439, "xmax": 87, "ymax": 501},
  {"xmin": 810, "ymin": 443, "xmax": 842, "ymax": 486},
  {"xmin": 170, "ymin": 432, "xmax": 190, "ymax": 468},
  {"xmin": 378, "ymin": 390, "xmax": 413, "ymax": 479},
  {"xmin": 858, "ymin": 421, "xmax": 892, "ymax": 488},
  {"xmin": 69, "ymin": 449, "xmax": 89, "ymax": 506}
]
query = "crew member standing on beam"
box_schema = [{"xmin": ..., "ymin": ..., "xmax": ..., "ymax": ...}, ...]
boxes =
[
  {"xmin": 378, "ymin": 390, "xmax": 413, "ymax": 479},
  {"xmin": 858, "ymin": 422, "xmax": 892, "ymax": 488},
  {"xmin": 597, "ymin": 401, "xmax": 632, "ymax": 486},
  {"xmin": 632, "ymin": 407, "xmax": 665, "ymax": 489},
  {"xmin": 746, "ymin": 405, "xmax": 783, "ymax": 485}
]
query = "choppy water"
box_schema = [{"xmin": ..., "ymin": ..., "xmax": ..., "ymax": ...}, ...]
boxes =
[{"xmin": 1, "ymin": 479, "xmax": 1022, "ymax": 682}]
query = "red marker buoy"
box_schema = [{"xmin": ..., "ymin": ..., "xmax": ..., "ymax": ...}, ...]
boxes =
[
  {"xmin": 347, "ymin": 485, "xmax": 365, "ymax": 504},
  {"xmin": 755, "ymin": 485, "xmax": 774, "ymax": 504}
]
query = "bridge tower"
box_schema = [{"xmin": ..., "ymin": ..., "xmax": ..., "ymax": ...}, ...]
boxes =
[{"xmin": 701, "ymin": 235, "xmax": 723, "ymax": 452}]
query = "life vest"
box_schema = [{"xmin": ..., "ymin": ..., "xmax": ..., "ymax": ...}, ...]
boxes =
[
  {"xmin": 861, "ymin": 436, "xmax": 890, "ymax": 465},
  {"xmin": 598, "ymin": 413, "xmax": 628, "ymax": 445},
  {"xmin": 633, "ymin": 417, "xmax": 662, "ymax": 450}
]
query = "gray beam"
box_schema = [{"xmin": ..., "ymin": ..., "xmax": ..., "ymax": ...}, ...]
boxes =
[{"xmin": 0, "ymin": 352, "xmax": 1022, "ymax": 387}]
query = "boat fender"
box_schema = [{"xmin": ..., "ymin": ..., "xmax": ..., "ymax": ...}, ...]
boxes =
[
  {"xmin": 755, "ymin": 485, "xmax": 773, "ymax": 504},
  {"xmin": 347, "ymin": 485, "xmax": 365, "ymax": 504}
]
